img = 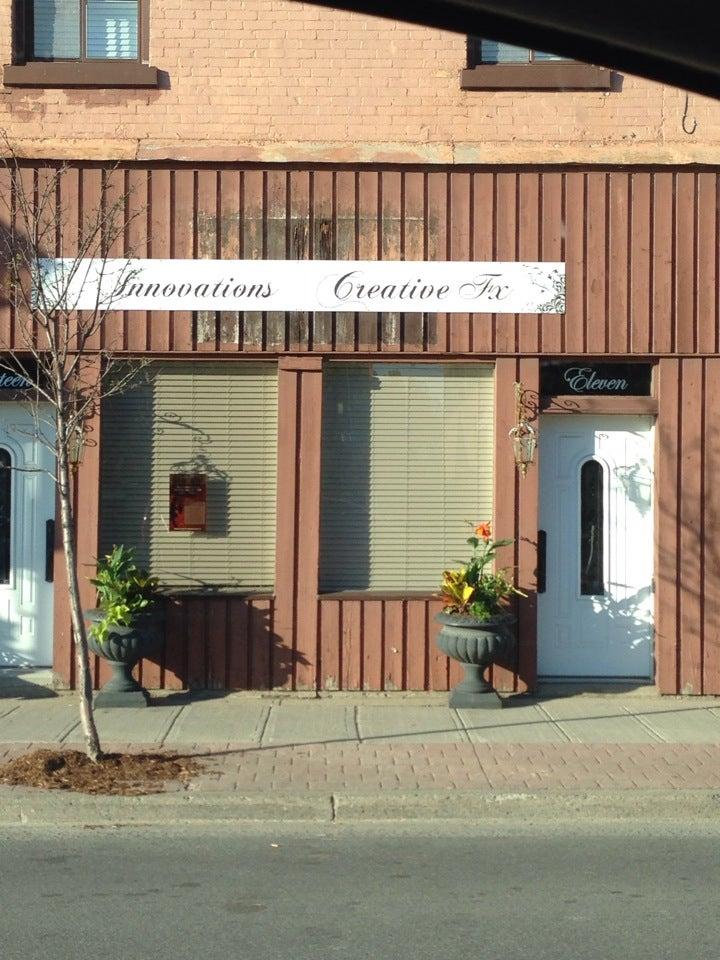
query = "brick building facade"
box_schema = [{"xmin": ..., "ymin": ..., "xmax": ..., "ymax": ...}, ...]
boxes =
[
  {"xmin": 1, "ymin": 2, "xmax": 719, "ymax": 695},
  {"xmin": 1, "ymin": 1, "xmax": 719, "ymax": 163}
]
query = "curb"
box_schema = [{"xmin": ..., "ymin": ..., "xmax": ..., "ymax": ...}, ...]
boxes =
[
  {"xmin": 332, "ymin": 789, "xmax": 720, "ymax": 822},
  {"xmin": 0, "ymin": 790, "xmax": 332, "ymax": 825},
  {"xmin": 2, "ymin": 788, "xmax": 720, "ymax": 826}
]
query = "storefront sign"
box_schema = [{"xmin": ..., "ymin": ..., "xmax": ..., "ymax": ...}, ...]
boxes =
[
  {"xmin": 0, "ymin": 371, "xmax": 32, "ymax": 390},
  {"xmin": 37, "ymin": 258, "xmax": 565, "ymax": 314},
  {"xmin": 541, "ymin": 362, "xmax": 653, "ymax": 396},
  {"xmin": 0, "ymin": 359, "xmax": 37, "ymax": 392}
]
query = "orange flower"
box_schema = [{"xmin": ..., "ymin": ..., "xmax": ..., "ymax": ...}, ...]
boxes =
[{"xmin": 475, "ymin": 522, "xmax": 492, "ymax": 541}]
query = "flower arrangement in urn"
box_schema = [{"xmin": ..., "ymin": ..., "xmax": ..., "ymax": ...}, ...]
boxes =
[
  {"xmin": 436, "ymin": 522, "xmax": 525, "ymax": 708},
  {"xmin": 440, "ymin": 522, "xmax": 524, "ymax": 621},
  {"xmin": 84, "ymin": 546, "xmax": 164, "ymax": 707}
]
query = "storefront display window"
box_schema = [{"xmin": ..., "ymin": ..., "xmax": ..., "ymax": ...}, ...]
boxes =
[
  {"xmin": 99, "ymin": 362, "xmax": 278, "ymax": 591},
  {"xmin": 319, "ymin": 362, "xmax": 495, "ymax": 593}
]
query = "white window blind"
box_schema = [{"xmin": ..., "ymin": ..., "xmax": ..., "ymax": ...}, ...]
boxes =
[
  {"xmin": 320, "ymin": 363, "xmax": 495, "ymax": 592},
  {"xmin": 31, "ymin": 0, "xmax": 138, "ymax": 60},
  {"xmin": 478, "ymin": 40, "xmax": 569, "ymax": 63},
  {"xmin": 32, "ymin": 0, "xmax": 81, "ymax": 59},
  {"xmin": 100, "ymin": 362, "xmax": 278, "ymax": 592},
  {"xmin": 87, "ymin": 0, "xmax": 139, "ymax": 59}
]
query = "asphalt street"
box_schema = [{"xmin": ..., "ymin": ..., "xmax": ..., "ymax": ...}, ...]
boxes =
[{"xmin": 1, "ymin": 819, "xmax": 719, "ymax": 960}]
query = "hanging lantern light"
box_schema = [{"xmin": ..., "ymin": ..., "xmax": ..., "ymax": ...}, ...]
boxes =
[
  {"xmin": 508, "ymin": 381, "xmax": 537, "ymax": 477},
  {"xmin": 509, "ymin": 419, "xmax": 537, "ymax": 477},
  {"xmin": 68, "ymin": 421, "xmax": 86, "ymax": 467}
]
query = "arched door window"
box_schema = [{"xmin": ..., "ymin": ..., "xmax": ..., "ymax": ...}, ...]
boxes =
[
  {"xmin": 580, "ymin": 458, "xmax": 604, "ymax": 595},
  {"xmin": 0, "ymin": 448, "xmax": 10, "ymax": 584}
]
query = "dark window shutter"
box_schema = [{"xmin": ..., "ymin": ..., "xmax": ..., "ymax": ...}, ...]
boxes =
[{"xmin": 12, "ymin": 0, "xmax": 27, "ymax": 64}]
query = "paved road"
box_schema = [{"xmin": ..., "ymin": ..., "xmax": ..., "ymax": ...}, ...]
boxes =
[{"xmin": 2, "ymin": 820, "xmax": 719, "ymax": 959}]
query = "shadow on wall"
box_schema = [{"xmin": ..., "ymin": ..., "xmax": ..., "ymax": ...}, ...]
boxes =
[
  {"xmin": 147, "ymin": 594, "xmax": 307, "ymax": 690},
  {"xmin": 492, "ymin": 582, "xmax": 536, "ymax": 690},
  {"xmin": 99, "ymin": 371, "xmax": 155, "ymax": 572}
]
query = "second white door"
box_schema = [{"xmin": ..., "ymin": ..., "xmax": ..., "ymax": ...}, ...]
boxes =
[{"xmin": 537, "ymin": 415, "xmax": 654, "ymax": 680}]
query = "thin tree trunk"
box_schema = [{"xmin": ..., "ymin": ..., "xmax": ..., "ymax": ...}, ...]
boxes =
[{"xmin": 56, "ymin": 422, "xmax": 103, "ymax": 762}]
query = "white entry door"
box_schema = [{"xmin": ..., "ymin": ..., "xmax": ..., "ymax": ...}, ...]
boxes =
[
  {"xmin": 537, "ymin": 415, "xmax": 654, "ymax": 679},
  {"xmin": 0, "ymin": 406, "xmax": 55, "ymax": 667}
]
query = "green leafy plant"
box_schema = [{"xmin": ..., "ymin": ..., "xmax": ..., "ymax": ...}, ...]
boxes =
[
  {"xmin": 440, "ymin": 521, "xmax": 525, "ymax": 621},
  {"xmin": 89, "ymin": 545, "xmax": 160, "ymax": 647}
]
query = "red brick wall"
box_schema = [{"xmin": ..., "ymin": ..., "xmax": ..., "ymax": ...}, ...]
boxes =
[{"xmin": 1, "ymin": 1, "xmax": 719, "ymax": 163}]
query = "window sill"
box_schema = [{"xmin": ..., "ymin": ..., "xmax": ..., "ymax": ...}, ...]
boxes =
[
  {"xmin": 161, "ymin": 589, "xmax": 275, "ymax": 599},
  {"xmin": 461, "ymin": 63, "xmax": 613, "ymax": 91},
  {"xmin": 3, "ymin": 61, "xmax": 159, "ymax": 88},
  {"xmin": 319, "ymin": 591, "xmax": 439, "ymax": 601}
]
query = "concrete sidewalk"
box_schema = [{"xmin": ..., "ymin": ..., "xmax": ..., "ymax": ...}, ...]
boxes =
[
  {"xmin": 2, "ymin": 689, "xmax": 720, "ymax": 824},
  {"xmin": 4, "ymin": 687, "xmax": 720, "ymax": 747}
]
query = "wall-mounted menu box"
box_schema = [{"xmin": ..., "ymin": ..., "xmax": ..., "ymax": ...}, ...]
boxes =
[{"xmin": 169, "ymin": 473, "xmax": 207, "ymax": 531}]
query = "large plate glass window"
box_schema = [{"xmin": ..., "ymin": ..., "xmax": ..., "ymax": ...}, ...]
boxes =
[
  {"xmin": 100, "ymin": 362, "xmax": 278, "ymax": 591},
  {"xmin": 320, "ymin": 363, "xmax": 494, "ymax": 592}
]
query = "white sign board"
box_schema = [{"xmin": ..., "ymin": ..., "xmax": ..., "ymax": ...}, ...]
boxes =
[{"xmin": 37, "ymin": 258, "xmax": 565, "ymax": 314}]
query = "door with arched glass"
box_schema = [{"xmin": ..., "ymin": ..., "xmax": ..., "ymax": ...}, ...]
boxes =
[
  {"xmin": 537, "ymin": 415, "xmax": 654, "ymax": 679},
  {"xmin": 0, "ymin": 408, "xmax": 55, "ymax": 667}
]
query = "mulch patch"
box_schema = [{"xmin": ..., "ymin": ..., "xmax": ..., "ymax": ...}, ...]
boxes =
[{"xmin": 0, "ymin": 748, "xmax": 204, "ymax": 795}]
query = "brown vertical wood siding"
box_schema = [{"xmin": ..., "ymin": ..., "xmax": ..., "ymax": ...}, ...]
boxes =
[
  {"xmin": 2, "ymin": 163, "xmax": 720, "ymax": 358},
  {"xmin": 124, "ymin": 354, "xmax": 716, "ymax": 696},
  {"xmin": 655, "ymin": 357, "xmax": 720, "ymax": 696},
  {"xmin": 4, "ymin": 162, "xmax": 720, "ymax": 693},
  {"xmin": 136, "ymin": 595, "xmax": 277, "ymax": 691}
]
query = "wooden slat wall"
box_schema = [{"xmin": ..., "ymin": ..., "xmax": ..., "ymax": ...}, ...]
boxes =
[
  {"xmin": 46, "ymin": 355, "xmax": 720, "ymax": 695},
  {"xmin": 112, "ymin": 357, "xmax": 720, "ymax": 694},
  {"xmin": 655, "ymin": 358, "xmax": 720, "ymax": 695},
  {"xmin": 273, "ymin": 356, "xmax": 324, "ymax": 691},
  {"xmin": 7, "ymin": 162, "xmax": 718, "ymax": 692},
  {"xmin": 132, "ymin": 596, "xmax": 276, "ymax": 691},
  {"xmin": 4, "ymin": 163, "xmax": 720, "ymax": 358},
  {"xmin": 317, "ymin": 597, "xmax": 446, "ymax": 691}
]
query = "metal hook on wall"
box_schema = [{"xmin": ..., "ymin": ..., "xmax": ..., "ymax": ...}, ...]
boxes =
[{"xmin": 682, "ymin": 93, "xmax": 697, "ymax": 136}]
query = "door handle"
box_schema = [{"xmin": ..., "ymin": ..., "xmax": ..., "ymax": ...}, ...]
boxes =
[
  {"xmin": 537, "ymin": 529, "xmax": 547, "ymax": 594},
  {"xmin": 45, "ymin": 519, "xmax": 55, "ymax": 582}
]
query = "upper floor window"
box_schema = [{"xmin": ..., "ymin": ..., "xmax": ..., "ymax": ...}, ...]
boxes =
[
  {"xmin": 462, "ymin": 37, "xmax": 613, "ymax": 90},
  {"xmin": 3, "ymin": 0, "xmax": 158, "ymax": 87},
  {"xmin": 30, "ymin": 0, "xmax": 140, "ymax": 61},
  {"xmin": 476, "ymin": 40, "xmax": 570, "ymax": 65}
]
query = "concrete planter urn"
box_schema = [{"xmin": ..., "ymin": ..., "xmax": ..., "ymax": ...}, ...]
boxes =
[
  {"xmin": 84, "ymin": 608, "xmax": 164, "ymax": 708},
  {"xmin": 435, "ymin": 611, "xmax": 514, "ymax": 709}
]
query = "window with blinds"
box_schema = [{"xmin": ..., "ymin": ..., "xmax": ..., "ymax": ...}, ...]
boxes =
[
  {"xmin": 32, "ymin": 0, "xmax": 81, "ymax": 59},
  {"xmin": 100, "ymin": 362, "xmax": 278, "ymax": 592},
  {"xmin": 320, "ymin": 363, "xmax": 495, "ymax": 593},
  {"xmin": 477, "ymin": 40, "xmax": 569, "ymax": 63},
  {"xmin": 31, "ymin": 0, "xmax": 139, "ymax": 60},
  {"xmin": 87, "ymin": 1, "xmax": 139, "ymax": 59}
]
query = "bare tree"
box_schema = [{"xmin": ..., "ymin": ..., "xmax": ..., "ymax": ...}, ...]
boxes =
[{"xmin": 0, "ymin": 141, "xmax": 145, "ymax": 761}]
